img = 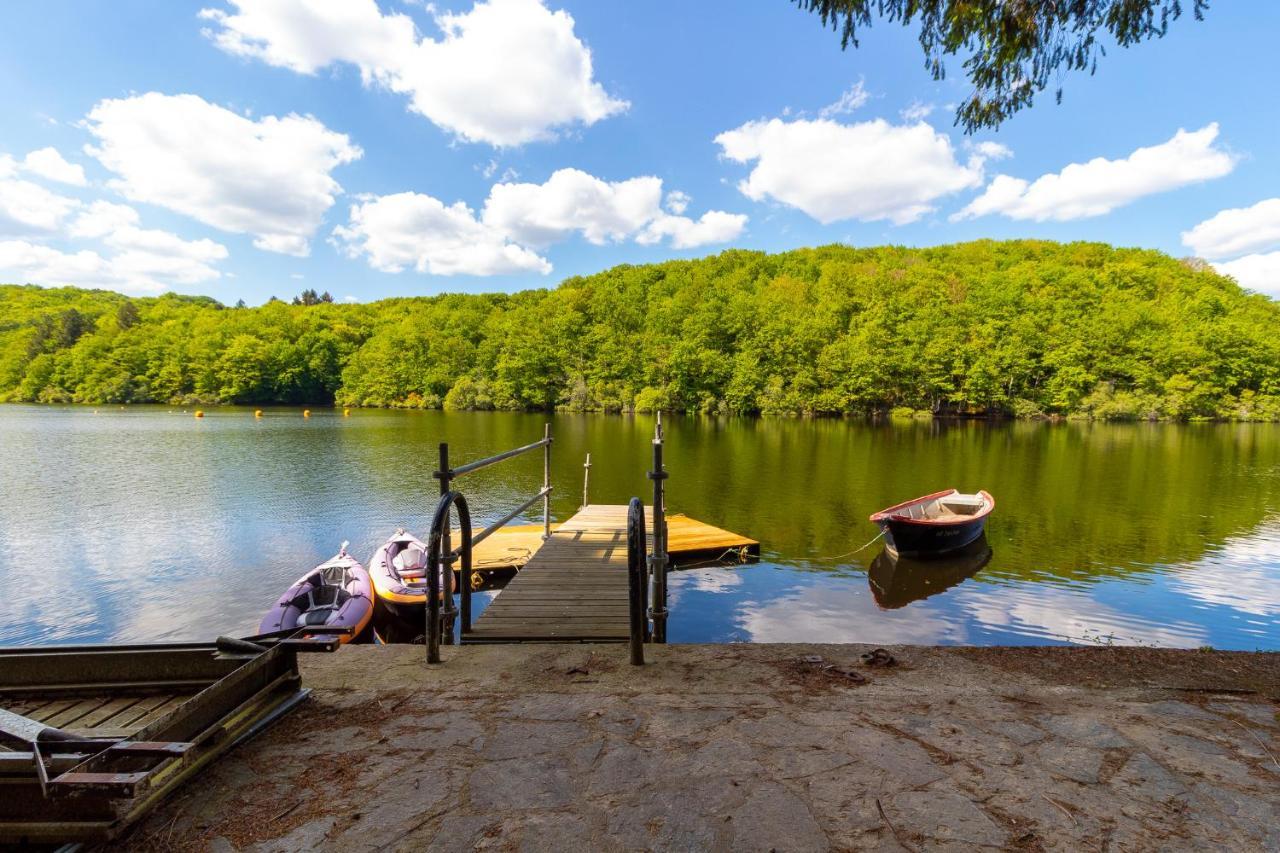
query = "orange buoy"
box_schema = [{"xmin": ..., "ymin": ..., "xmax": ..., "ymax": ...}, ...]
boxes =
[
  {"xmin": 195, "ymin": 410, "xmax": 205, "ymax": 418},
  {"xmin": 303, "ymin": 409, "xmax": 311, "ymax": 417},
  {"xmin": 343, "ymin": 408, "xmax": 350, "ymax": 416},
  {"xmin": 254, "ymin": 409, "xmax": 263, "ymax": 418}
]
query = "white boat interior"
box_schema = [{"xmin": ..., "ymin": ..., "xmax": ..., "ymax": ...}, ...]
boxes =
[{"xmin": 900, "ymin": 492, "xmax": 989, "ymax": 521}]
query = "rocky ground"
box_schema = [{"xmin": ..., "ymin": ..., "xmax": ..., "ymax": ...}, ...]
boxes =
[{"xmin": 118, "ymin": 643, "xmax": 1279, "ymax": 852}]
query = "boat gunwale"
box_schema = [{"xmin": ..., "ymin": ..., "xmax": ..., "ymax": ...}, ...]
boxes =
[{"xmin": 869, "ymin": 489, "xmax": 996, "ymax": 527}]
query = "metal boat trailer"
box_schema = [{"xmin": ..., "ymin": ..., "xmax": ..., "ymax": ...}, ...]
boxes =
[{"xmin": 0, "ymin": 629, "xmax": 343, "ymax": 845}]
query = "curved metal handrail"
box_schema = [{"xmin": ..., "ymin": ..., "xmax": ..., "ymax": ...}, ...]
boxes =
[
  {"xmin": 626, "ymin": 497, "xmax": 647, "ymax": 665},
  {"xmin": 426, "ymin": 490, "xmax": 472, "ymax": 664}
]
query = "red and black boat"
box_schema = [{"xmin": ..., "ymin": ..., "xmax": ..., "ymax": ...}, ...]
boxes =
[{"xmin": 869, "ymin": 489, "xmax": 995, "ymax": 558}]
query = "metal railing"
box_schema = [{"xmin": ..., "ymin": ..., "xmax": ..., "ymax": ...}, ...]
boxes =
[
  {"xmin": 424, "ymin": 425, "xmax": 553, "ymax": 662},
  {"xmin": 626, "ymin": 497, "xmax": 647, "ymax": 665}
]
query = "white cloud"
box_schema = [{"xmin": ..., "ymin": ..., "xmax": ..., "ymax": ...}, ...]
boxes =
[
  {"xmin": 0, "ymin": 174, "xmax": 81, "ymax": 234},
  {"xmin": 337, "ymin": 169, "xmax": 747, "ymax": 277},
  {"xmin": 332, "ymin": 191, "xmax": 551, "ymax": 276},
  {"xmin": 954, "ymin": 124, "xmax": 1236, "ymax": 222},
  {"xmin": 21, "ymin": 147, "xmax": 87, "ymax": 186},
  {"xmin": 638, "ymin": 211, "xmax": 748, "ymax": 250},
  {"xmin": 818, "ymin": 79, "xmax": 869, "ymax": 119},
  {"xmin": 900, "ymin": 100, "xmax": 935, "ymax": 122},
  {"xmin": 0, "ymin": 198, "xmax": 228, "ymax": 294},
  {"xmin": 0, "ymin": 232, "xmax": 226, "ymax": 295},
  {"xmin": 715, "ymin": 117, "xmax": 986, "ymax": 225},
  {"xmin": 200, "ymin": 0, "xmax": 627, "ymax": 147},
  {"xmin": 483, "ymin": 168, "xmax": 745, "ymax": 250},
  {"xmin": 483, "ymin": 169, "xmax": 662, "ymax": 247},
  {"xmin": 1182, "ymin": 198, "xmax": 1280, "ymax": 260},
  {"xmin": 1212, "ymin": 252, "xmax": 1280, "ymax": 298},
  {"xmin": 68, "ymin": 200, "xmax": 138, "ymax": 239},
  {"xmin": 664, "ymin": 190, "xmax": 690, "ymax": 215},
  {"xmin": 84, "ymin": 92, "xmax": 361, "ymax": 257}
]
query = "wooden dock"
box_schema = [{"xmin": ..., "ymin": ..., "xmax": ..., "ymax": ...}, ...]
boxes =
[
  {"xmin": 464, "ymin": 505, "xmax": 651, "ymax": 643},
  {"xmin": 467, "ymin": 513, "xmax": 758, "ymax": 576}
]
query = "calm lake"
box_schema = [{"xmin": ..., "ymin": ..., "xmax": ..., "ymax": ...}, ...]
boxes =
[{"xmin": 2, "ymin": 406, "xmax": 1278, "ymax": 649}]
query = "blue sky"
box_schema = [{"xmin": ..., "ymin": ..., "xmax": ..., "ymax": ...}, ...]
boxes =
[{"xmin": 1, "ymin": 0, "xmax": 1278, "ymax": 303}]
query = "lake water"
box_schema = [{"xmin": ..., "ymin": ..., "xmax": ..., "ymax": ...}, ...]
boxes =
[{"xmin": 1, "ymin": 406, "xmax": 1278, "ymax": 650}]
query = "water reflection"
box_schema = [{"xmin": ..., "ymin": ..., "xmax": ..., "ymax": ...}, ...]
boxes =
[
  {"xmin": 867, "ymin": 536, "xmax": 992, "ymax": 609},
  {"xmin": 1, "ymin": 406, "xmax": 1279, "ymax": 650}
]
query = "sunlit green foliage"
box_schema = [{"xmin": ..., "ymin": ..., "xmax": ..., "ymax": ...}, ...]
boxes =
[
  {"xmin": 793, "ymin": 0, "xmax": 1207, "ymax": 132},
  {"xmin": 2, "ymin": 240, "xmax": 1278, "ymax": 420}
]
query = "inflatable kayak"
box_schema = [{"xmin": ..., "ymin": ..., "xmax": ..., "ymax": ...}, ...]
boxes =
[
  {"xmin": 259, "ymin": 542, "xmax": 373, "ymax": 643},
  {"xmin": 369, "ymin": 528, "xmax": 448, "ymax": 620}
]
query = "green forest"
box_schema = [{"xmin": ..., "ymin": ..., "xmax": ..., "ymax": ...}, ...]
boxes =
[{"xmin": 3, "ymin": 240, "xmax": 1279, "ymax": 420}]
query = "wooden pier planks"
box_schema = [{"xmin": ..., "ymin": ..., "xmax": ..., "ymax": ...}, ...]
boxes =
[{"xmin": 464, "ymin": 505, "xmax": 636, "ymax": 643}]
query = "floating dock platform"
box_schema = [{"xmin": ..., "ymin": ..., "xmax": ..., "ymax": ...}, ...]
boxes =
[
  {"xmin": 467, "ymin": 512, "xmax": 758, "ymax": 576},
  {"xmin": 464, "ymin": 505, "xmax": 757, "ymax": 643}
]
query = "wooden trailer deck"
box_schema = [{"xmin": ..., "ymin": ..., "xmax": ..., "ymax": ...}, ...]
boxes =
[{"xmin": 465, "ymin": 504, "xmax": 753, "ymax": 643}]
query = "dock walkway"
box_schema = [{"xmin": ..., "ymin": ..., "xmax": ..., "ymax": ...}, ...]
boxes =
[{"xmin": 465, "ymin": 505, "xmax": 637, "ymax": 643}]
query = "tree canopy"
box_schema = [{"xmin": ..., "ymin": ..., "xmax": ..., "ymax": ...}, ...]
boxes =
[
  {"xmin": 2, "ymin": 240, "xmax": 1278, "ymax": 421},
  {"xmin": 792, "ymin": 0, "xmax": 1208, "ymax": 132}
]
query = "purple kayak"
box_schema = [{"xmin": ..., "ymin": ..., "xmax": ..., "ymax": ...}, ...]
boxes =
[{"xmin": 259, "ymin": 543, "xmax": 373, "ymax": 644}]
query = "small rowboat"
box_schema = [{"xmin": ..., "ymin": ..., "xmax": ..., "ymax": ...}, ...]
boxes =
[
  {"xmin": 259, "ymin": 542, "xmax": 373, "ymax": 643},
  {"xmin": 869, "ymin": 489, "xmax": 994, "ymax": 558},
  {"xmin": 369, "ymin": 529, "xmax": 446, "ymax": 621}
]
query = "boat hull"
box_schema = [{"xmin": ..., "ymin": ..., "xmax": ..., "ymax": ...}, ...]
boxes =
[{"xmin": 878, "ymin": 515, "xmax": 988, "ymax": 559}]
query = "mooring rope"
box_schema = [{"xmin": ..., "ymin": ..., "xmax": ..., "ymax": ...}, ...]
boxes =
[{"xmin": 808, "ymin": 529, "xmax": 886, "ymax": 562}]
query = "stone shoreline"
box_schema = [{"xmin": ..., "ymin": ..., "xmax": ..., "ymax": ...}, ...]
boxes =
[{"xmin": 118, "ymin": 644, "xmax": 1279, "ymax": 851}]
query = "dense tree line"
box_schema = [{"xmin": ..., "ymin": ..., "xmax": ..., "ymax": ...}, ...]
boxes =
[{"xmin": 2, "ymin": 240, "xmax": 1279, "ymax": 420}]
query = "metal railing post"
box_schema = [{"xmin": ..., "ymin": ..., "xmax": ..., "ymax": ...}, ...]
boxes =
[
  {"xmin": 542, "ymin": 422, "xmax": 553, "ymax": 539},
  {"xmin": 647, "ymin": 413, "xmax": 669, "ymax": 643},
  {"xmin": 436, "ymin": 443, "xmax": 457, "ymax": 644},
  {"xmin": 582, "ymin": 452, "xmax": 591, "ymax": 509},
  {"xmin": 626, "ymin": 497, "xmax": 646, "ymax": 665},
  {"xmin": 427, "ymin": 491, "xmax": 471, "ymax": 663}
]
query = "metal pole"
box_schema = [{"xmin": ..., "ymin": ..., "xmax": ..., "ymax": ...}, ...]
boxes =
[
  {"xmin": 582, "ymin": 452, "xmax": 591, "ymax": 509},
  {"xmin": 437, "ymin": 442, "xmax": 456, "ymax": 645},
  {"xmin": 627, "ymin": 497, "xmax": 646, "ymax": 665},
  {"xmin": 542, "ymin": 422, "xmax": 552, "ymax": 539},
  {"xmin": 648, "ymin": 413, "xmax": 669, "ymax": 643}
]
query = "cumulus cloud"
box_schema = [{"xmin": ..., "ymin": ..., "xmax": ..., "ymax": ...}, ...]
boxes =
[
  {"xmin": 664, "ymin": 190, "xmax": 690, "ymax": 215},
  {"xmin": 715, "ymin": 117, "xmax": 988, "ymax": 225},
  {"xmin": 483, "ymin": 168, "xmax": 746, "ymax": 250},
  {"xmin": 1182, "ymin": 198, "xmax": 1280, "ymax": 260},
  {"xmin": 483, "ymin": 169, "xmax": 662, "ymax": 248},
  {"xmin": 0, "ymin": 190, "xmax": 228, "ymax": 294},
  {"xmin": 332, "ymin": 191, "xmax": 551, "ymax": 276},
  {"xmin": 954, "ymin": 124, "xmax": 1236, "ymax": 222},
  {"xmin": 336, "ymin": 169, "xmax": 747, "ymax": 276},
  {"xmin": 200, "ymin": 0, "xmax": 627, "ymax": 146},
  {"xmin": 84, "ymin": 92, "xmax": 361, "ymax": 257},
  {"xmin": 0, "ymin": 173, "xmax": 81, "ymax": 234},
  {"xmin": 0, "ymin": 231, "xmax": 227, "ymax": 295},
  {"xmin": 21, "ymin": 147, "xmax": 87, "ymax": 186},
  {"xmin": 637, "ymin": 211, "xmax": 749, "ymax": 250},
  {"xmin": 1212, "ymin": 252, "xmax": 1280, "ymax": 298}
]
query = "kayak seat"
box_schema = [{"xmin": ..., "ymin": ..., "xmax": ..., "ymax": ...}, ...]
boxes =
[
  {"xmin": 291, "ymin": 575, "xmax": 352, "ymax": 626},
  {"xmin": 392, "ymin": 545, "xmax": 429, "ymax": 579}
]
